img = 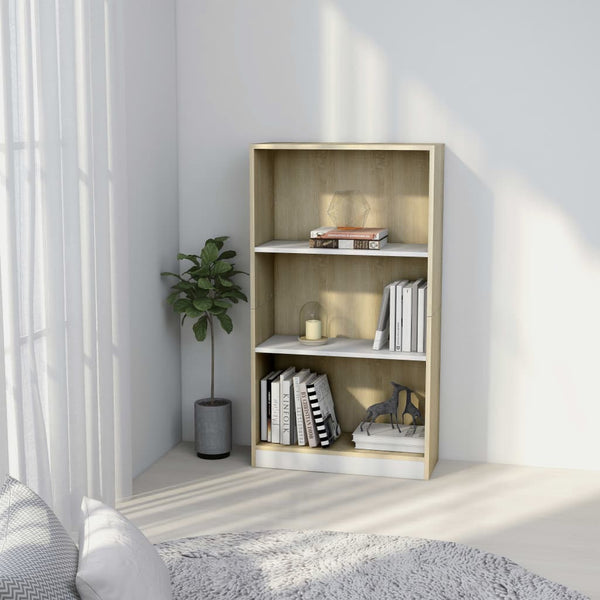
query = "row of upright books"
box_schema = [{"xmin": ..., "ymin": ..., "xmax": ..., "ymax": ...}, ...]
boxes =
[
  {"xmin": 373, "ymin": 278, "xmax": 428, "ymax": 352},
  {"xmin": 309, "ymin": 227, "xmax": 388, "ymax": 250},
  {"xmin": 260, "ymin": 368, "xmax": 341, "ymax": 448}
]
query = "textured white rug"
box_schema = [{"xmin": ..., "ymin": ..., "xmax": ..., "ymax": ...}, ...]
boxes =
[{"xmin": 156, "ymin": 530, "xmax": 587, "ymax": 600}]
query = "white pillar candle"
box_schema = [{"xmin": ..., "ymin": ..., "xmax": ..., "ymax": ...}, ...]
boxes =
[{"xmin": 305, "ymin": 319, "xmax": 322, "ymax": 340}]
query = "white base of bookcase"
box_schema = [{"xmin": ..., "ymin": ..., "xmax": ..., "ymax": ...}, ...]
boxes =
[{"xmin": 255, "ymin": 449, "xmax": 426, "ymax": 480}]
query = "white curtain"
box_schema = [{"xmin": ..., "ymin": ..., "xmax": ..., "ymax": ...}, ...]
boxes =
[{"xmin": 0, "ymin": 0, "xmax": 131, "ymax": 531}]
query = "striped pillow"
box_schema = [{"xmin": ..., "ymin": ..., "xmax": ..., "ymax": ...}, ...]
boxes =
[{"xmin": 0, "ymin": 476, "xmax": 80, "ymax": 600}]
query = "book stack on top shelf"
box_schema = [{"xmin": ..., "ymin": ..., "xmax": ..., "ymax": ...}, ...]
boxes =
[
  {"xmin": 373, "ymin": 279, "xmax": 428, "ymax": 352},
  {"xmin": 309, "ymin": 227, "xmax": 389, "ymax": 250},
  {"xmin": 261, "ymin": 367, "xmax": 341, "ymax": 448}
]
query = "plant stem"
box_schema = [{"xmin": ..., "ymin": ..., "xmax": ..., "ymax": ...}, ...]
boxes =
[{"xmin": 209, "ymin": 313, "xmax": 215, "ymax": 401}]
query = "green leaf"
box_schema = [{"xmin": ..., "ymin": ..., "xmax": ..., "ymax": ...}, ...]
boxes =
[
  {"xmin": 161, "ymin": 271, "xmax": 181, "ymax": 279},
  {"xmin": 214, "ymin": 236, "xmax": 229, "ymax": 243},
  {"xmin": 197, "ymin": 277, "xmax": 213, "ymax": 290},
  {"xmin": 209, "ymin": 306, "xmax": 226, "ymax": 315},
  {"xmin": 218, "ymin": 277, "xmax": 233, "ymax": 287},
  {"xmin": 213, "ymin": 299, "xmax": 232, "ymax": 309},
  {"xmin": 217, "ymin": 313, "xmax": 233, "ymax": 334},
  {"xmin": 167, "ymin": 291, "xmax": 180, "ymax": 305},
  {"xmin": 177, "ymin": 253, "xmax": 199, "ymax": 266},
  {"xmin": 201, "ymin": 242, "xmax": 219, "ymax": 264},
  {"xmin": 186, "ymin": 307, "xmax": 203, "ymax": 318},
  {"xmin": 193, "ymin": 298, "xmax": 213, "ymax": 311},
  {"xmin": 173, "ymin": 298, "xmax": 192, "ymax": 313},
  {"xmin": 225, "ymin": 288, "xmax": 248, "ymax": 302},
  {"xmin": 218, "ymin": 250, "xmax": 236, "ymax": 260},
  {"xmin": 193, "ymin": 316, "xmax": 208, "ymax": 341},
  {"xmin": 213, "ymin": 261, "xmax": 233, "ymax": 275}
]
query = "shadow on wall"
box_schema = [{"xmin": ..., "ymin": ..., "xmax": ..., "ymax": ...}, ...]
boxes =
[{"xmin": 317, "ymin": 0, "xmax": 600, "ymax": 467}]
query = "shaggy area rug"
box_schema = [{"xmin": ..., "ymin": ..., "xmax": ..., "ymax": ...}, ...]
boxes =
[{"xmin": 156, "ymin": 530, "xmax": 587, "ymax": 600}]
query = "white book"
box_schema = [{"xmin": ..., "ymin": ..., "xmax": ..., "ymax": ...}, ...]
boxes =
[
  {"xmin": 417, "ymin": 281, "xmax": 428, "ymax": 353},
  {"xmin": 260, "ymin": 370, "xmax": 277, "ymax": 442},
  {"xmin": 394, "ymin": 280, "xmax": 409, "ymax": 351},
  {"xmin": 271, "ymin": 378, "xmax": 281, "ymax": 444},
  {"xmin": 292, "ymin": 369, "xmax": 311, "ymax": 445},
  {"xmin": 403, "ymin": 279, "xmax": 424, "ymax": 352},
  {"xmin": 279, "ymin": 367, "xmax": 296, "ymax": 445},
  {"xmin": 373, "ymin": 282, "xmax": 394, "ymax": 350},
  {"xmin": 352, "ymin": 423, "xmax": 424, "ymax": 453},
  {"xmin": 388, "ymin": 280, "xmax": 401, "ymax": 351}
]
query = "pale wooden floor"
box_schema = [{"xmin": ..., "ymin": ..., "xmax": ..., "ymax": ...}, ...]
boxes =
[{"xmin": 119, "ymin": 443, "xmax": 600, "ymax": 599}]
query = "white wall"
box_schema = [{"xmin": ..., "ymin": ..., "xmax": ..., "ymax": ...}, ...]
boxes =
[
  {"xmin": 176, "ymin": 0, "xmax": 600, "ymax": 470},
  {"xmin": 123, "ymin": 0, "xmax": 181, "ymax": 477}
]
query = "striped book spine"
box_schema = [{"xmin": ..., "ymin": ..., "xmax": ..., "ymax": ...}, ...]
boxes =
[{"xmin": 307, "ymin": 379, "xmax": 330, "ymax": 447}]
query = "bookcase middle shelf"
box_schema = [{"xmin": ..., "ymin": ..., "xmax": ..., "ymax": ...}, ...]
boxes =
[{"xmin": 255, "ymin": 335, "xmax": 426, "ymax": 362}]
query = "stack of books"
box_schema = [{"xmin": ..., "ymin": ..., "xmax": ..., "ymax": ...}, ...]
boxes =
[
  {"xmin": 372, "ymin": 278, "xmax": 427, "ymax": 352},
  {"xmin": 352, "ymin": 422, "xmax": 424, "ymax": 453},
  {"xmin": 309, "ymin": 227, "xmax": 388, "ymax": 250},
  {"xmin": 260, "ymin": 368, "xmax": 341, "ymax": 448}
]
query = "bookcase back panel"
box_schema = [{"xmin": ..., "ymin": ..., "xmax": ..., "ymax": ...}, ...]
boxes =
[
  {"xmin": 271, "ymin": 150, "xmax": 430, "ymax": 244},
  {"xmin": 252, "ymin": 151, "xmax": 275, "ymax": 246},
  {"xmin": 273, "ymin": 254, "xmax": 427, "ymax": 339},
  {"xmin": 268, "ymin": 355, "xmax": 426, "ymax": 434}
]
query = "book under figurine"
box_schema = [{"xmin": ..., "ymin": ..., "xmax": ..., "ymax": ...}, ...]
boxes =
[
  {"xmin": 309, "ymin": 237, "xmax": 388, "ymax": 250},
  {"xmin": 310, "ymin": 226, "xmax": 388, "ymax": 241},
  {"xmin": 352, "ymin": 422, "xmax": 424, "ymax": 453}
]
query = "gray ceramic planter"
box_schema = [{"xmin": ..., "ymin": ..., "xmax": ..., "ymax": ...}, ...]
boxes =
[{"xmin": 194, "ymin": 398, "xmax": 232, "ymax": 459}]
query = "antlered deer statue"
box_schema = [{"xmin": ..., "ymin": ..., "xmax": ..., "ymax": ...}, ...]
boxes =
[{"xmin": 359, "ymin": 382, "xmax": 422, "ymax": 436}]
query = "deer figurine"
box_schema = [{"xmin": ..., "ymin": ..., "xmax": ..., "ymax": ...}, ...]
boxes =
[{"xmin": 360, "ymin": 382, "xmax": 422, "ymax": 436}]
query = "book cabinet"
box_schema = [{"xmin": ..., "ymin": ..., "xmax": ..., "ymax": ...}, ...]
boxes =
[{"xmin": 250, "ymin": 143, "xmax": 444, "ymax": 480}]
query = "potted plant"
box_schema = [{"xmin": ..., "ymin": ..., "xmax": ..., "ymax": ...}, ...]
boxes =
[{"xmin": 162, "ymin": 236, "xmax": 248, "ymax": 459}]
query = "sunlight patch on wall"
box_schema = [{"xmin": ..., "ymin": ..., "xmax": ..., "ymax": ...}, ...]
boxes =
[{"xmin": 320, "ymin": 2, "xmax": 389, "ymax": 141}]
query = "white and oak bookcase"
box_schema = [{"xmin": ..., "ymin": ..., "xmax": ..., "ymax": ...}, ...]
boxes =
[{"xmin": 250, "ymin": 143, "xmax": 444, "ymax": 480}]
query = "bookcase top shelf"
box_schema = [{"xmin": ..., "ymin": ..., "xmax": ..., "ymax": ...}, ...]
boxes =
[
  {"xmin": 255, "ymin": 335, "xmax": 426, "ymax": 362},
  {"xmin": 254, "ymin": 240, "xmax": 428, "ymax": 258}
]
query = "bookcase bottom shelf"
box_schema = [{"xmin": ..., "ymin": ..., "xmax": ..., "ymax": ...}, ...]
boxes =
[{"xmin": 253, "ymin": 433, "xmax": 426, "ymax": 480}]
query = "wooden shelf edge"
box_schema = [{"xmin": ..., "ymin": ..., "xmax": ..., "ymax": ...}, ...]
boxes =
[
  {"xmin": 254, "ymin": 240, "xmax": 428, "ymax": 258},
  {"xmin": 255, "ymin": 335, "xmax": 427, "ymax": 362},
  {"xmin": 254, "ymin": 433, "xmax": 424, "ymax": 462}
]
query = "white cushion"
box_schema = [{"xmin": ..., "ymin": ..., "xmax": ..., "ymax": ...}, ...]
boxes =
[{"xmin": 76, "ymin": 497, "xmax": 172, "ymax": 600}]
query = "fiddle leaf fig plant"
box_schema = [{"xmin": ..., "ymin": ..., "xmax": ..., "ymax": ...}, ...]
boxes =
[{"xmin": 161, "ymin": 236, "xmax": 248, "ymax": 401}]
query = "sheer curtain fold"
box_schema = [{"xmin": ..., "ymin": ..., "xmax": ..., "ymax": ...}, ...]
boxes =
[{"xmin": 0, "ymin": 0, "xmax": 131, "ymax": 531}]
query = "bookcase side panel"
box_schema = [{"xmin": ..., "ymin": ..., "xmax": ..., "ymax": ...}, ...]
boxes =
[
  {"xmin": 273, "ymin": 254, "xmax": 428, "ymax": 340},
  {"xmin": 272, "ymin": 354, "xmax": 426, "ymax": 435},
  {"xmin": 251, "ymin": 352, "xmax": 273, "ymax": 463},
  {"xmin": 272, "ymin": 150, "xmax": 430, "ymax": 244},
  {"xmin": 424, "ymin": 313, "xmax": 441, "ymax": 478},
  {"xmin": 426, "ymin": 145, "xmax": 444, "ymax": 318}
]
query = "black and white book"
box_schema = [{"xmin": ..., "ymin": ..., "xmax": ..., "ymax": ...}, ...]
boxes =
[
  {"xmin": 417, "ymin": 281, "xmax": 428, "ymax": 353},
  {"xmin": 306, "ymin": 374, "xmax": 341, "ymax": 447},
  {"xmin": 373, "ymin": 282, "xmax": 394, "ymax": 350},
  {"xmin": 292, "ymin": 369, "xmax": 311, "ymax": 445},
  {"xmin": 299, "ymin": 372, "xmax": 319, "ymax": 447},
  {"xmin": 264, "ymin": 370, "xmax": 282, "ymax": 443},
  {"xmin": 352, "ymin": 422, "xmax": 424, "ymax": 453},
  {"xmin": 278, "ymin": 367, "xmax": 296, "ymax": 445},
  {"xmin": 260, "ymin": 370, "xmax": 277, "ymax": 442}
]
